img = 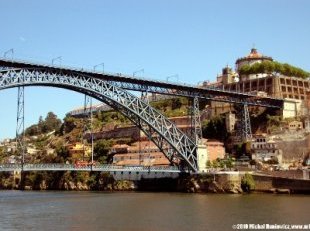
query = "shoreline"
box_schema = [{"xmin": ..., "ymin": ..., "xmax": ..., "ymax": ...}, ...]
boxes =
[{"xmin": 1, "ymin": 171, "xmax": 310, "ymax": 194}]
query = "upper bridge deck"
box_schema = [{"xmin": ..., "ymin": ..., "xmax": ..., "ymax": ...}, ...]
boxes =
[{"xmin": 0, "ymin": 58, "xmax": 283, "ymax": 108}]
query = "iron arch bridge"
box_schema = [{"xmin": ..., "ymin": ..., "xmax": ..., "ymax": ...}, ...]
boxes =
[{"xmin": 0, "ymin": 67, "xmax": 198, "ymax": 172}]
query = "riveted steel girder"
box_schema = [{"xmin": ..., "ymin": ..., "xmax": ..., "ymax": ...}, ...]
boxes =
[
  {"xmin": 0, "ymin": 68, "xmax": 198, "ymax": 171},
  {"xmin": 0, "ymin": 58, "xmax": 284, "ymax": 108}
]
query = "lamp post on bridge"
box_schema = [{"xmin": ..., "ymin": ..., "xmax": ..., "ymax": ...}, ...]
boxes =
[
  {"xmin": 133, "ymin": 68, "xmax": 144, "ymax": 77},
  {"xmin": 94, "ymin": 63, "xmax": 105, "ymax": 73},
  {"xmin": 3, "ymin": 48, "xmax": 14, "ymax": 61},
  {"xmin": 51, "ymin": 56, "xmax": 62, "ymax": 66},
  {"xmin": 197, "ymin": 81, "xmax": 204, "ymax": 88},
  {"xmin": 166, "ymin": 74, "xmax": 179, "ymax": 82}
]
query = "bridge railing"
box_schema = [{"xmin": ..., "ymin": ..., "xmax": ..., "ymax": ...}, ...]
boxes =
[
  {"xmin": 0, "ymin": 163, "xmax": 181, "ymax": 172},
  {"xmin": 0, "ymin": 163, "xmax": 22, "ymax": 171},
  {"xmin": 0, "ymin": 57, "xmax": 274, "ymax": 99}
]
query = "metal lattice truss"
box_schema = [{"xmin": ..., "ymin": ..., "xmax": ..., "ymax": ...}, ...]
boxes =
[
  {"xmin": 191, "ymin": 97, "xmax": 202, "ymax": 144},
  {"xmin": 0, "ymin": 59, "xmax": 284, "ymax": 108},
  {"xmin": 236, "ymin": 104, "xmax": 252, "ymax": 142},
  {"xmin": 0, "ymin": 68, "xmax": 198, "ymax": 171},
  {"xmin": 16, "ymin": 86, "xmax": 25, "ymax": 168}
]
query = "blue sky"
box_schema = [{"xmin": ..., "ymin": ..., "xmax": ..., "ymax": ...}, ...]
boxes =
[{"xmin": 1, "ymin": 0, "xmax": 310, "ymax": 140}]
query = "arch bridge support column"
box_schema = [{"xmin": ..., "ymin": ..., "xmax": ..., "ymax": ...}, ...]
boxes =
[
  {"xmin": 191, "ymin": 97, "xmax": 207, "ymax": 172},
  {"xmin": 16, "ymin": 86, "xmax": 25, "ymax": 171},
  {"xmin": 236, "ymin": 103, "xmax": 252, "ymax": 142}
]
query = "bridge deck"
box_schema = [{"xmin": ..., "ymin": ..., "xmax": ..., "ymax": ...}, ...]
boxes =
[
  {"xmin": 0, "ymin": 164, "xmax": 182, "ymax": 173},
  {"xmin": 0, "ymin": 58, "xmax": 283, "ymax": 108}
]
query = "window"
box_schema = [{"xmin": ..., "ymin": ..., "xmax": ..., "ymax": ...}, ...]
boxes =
[{"xmin": 267, "ymin": 78, "xmax": 272, "ymax": 85}]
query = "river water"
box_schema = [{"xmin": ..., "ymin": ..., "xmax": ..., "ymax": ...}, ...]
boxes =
[{"xmin": 0, "ymin": 191, "xmax": 309, "ymax": 231}]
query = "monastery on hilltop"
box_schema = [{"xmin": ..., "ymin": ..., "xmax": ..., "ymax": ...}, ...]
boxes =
[{"xmin": 203, "ymin": 48, "xmax": 310, "ymax": 118}]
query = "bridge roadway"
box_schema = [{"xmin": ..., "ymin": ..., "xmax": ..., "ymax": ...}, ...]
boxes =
[
  {"xmin": 0, "ymin": 163, "xmax": 181, "ymax": 173},
  {"xmin": 0, "ymin": 58, "xmax": 283, "ymax": 108}
]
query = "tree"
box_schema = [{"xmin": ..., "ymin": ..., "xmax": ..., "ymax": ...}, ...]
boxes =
[
  {"xmin": 239, "ymin": 60, "xmax": 309, "ymax": 78},
  {"xmin": 202, "ymin": 116, "xmax": 228, "ymax": 141},
  {"xmin": 41, "ymin": 112, "xmax": 62, "ymax": 133},
  {"xmin": 62, "ymin": 116, "xmax": 77, "ymax": 134},
  {"xmin": 54, "ymin": 142, "xmax": 70, "ymax": 163},
  {"xmin": 25, "ymin": 124, "xmax": 39, "ymax": 136},
  {"xmin": 206, "ymin": 160, "xmax": 212, "ymax": 168},
  {"xmin": 171, "ymin": 98, "xmax": 182, "ymax": 110},
  {"xmin": 224, "ymin": 157, "xmax": 234, "ymax": 169},
  {"xmin": 94, "ymin": 139, "xmax": 114, "ymax": 163},
  {"xmin": 25, "ymin": 112, "xmax": 62, "ymax": 136},
  {"xmin": 241, "ymin": 173, "xmax": 255, "ymax": 192}
]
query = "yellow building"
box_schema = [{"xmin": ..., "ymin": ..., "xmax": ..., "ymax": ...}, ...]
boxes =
[{"xmin": 67, "ymin": 142, "xmax": 91, "ymax": 160}]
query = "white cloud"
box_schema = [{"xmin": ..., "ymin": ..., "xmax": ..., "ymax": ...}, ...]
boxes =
[{"xmin": 19, "ymin": 36, "xmax": 26, "ymax": 42}]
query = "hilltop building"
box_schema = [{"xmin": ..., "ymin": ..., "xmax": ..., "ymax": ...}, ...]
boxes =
[{"xmin": 203, "ymin": 48, "xmax": 310, "ymax": 121}]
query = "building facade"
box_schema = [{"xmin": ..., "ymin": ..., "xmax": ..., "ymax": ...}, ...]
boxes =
[
  {"xmin": 251, "ymin": 135, "xmax": 283, "ymax": 164},
  {"xmin": 203, "ymin": 48, "xmax": 310, "ymax": 119}
]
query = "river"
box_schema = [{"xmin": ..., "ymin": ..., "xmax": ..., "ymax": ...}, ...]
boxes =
[{"xmin": 0, "ymin": 191, "xmax": 309, "ymax": 231}]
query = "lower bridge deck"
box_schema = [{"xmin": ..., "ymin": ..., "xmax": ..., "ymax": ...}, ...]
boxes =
[{"xmin": 0, "ymin": 164, "xmax": 182, "ymax": 173}]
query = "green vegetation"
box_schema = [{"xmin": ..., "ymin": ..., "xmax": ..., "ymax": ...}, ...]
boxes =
[
  {"xmin": 150, "ymin": 97, "xmax": 189, "ymax": 117},
  {"xmin": 0, "ymin": 172, "xmax": 14, "ymax": 189},
  {"xmin": 241, "ymin": 173, "xmax": 255, "ymax": 192},
  {"xmin": 25, "ymin": 112, "xmax": 62, "ymax": 136},
  {"xmin": 98, "ymin": 111, "xmax": 131, "ymax": 126},
  {"xmin": 239, "ymin": 60, "xmax": 310, "ymax": 78},
  {"xmin": 206, "ymin": 157, "xmax": 234, "ymax": 169},
  {"xmin": 0, "ymin": 96, "xmax": 234, "ymax": 191},
  {"xmin": 263, "ymin": 158, "xmax": 279, "ymax": 165},
  {"xmin": 0, "ymin": 147, "xmax": 9, "ymax": 163},
  {"xmin": 202, "ymin": 116, "xmax": 228, "ymax": 142},
  {"xmin": 233, "ymin": 142, "xmax": 251, "ymax": 158},
  {"xmin": 94, "ymin": 139, "xmax": 114, "ymax": 163}
]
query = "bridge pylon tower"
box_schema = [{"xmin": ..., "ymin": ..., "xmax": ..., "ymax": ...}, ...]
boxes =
[
  {"xmin": 82, "ymin": 94, "xmax": 94, "ymax": 164},
  {"xmin": 236, "ymin": 103, "xmax": 252, "ymax": 142},
  {"xmin": 190, "ymin": 97, "xmax": 202, "ymax": 145}
]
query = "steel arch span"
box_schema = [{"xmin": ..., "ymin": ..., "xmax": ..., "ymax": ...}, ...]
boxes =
[{"xmin": 0, "ymin": 68, "xmax": 198, "ymax": 171}]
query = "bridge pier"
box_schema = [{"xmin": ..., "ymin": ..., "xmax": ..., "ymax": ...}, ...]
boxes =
[
  {"xmin": 11, "ymin": 170, "xmax": 25, "ymax": 190},
  {"xmin": 196, "ymin": 144, "xmax": 208, "ymax": 172}
]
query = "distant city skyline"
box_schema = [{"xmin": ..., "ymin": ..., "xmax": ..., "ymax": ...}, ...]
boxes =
[{"xmin": 1, "ymin": 0, "xmax": 310, "ymax": 140}]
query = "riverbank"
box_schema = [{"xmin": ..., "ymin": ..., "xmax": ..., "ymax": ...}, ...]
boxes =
[{"xmin": 1, "ymin": 171, "xmax": 310, "ymax": 194}]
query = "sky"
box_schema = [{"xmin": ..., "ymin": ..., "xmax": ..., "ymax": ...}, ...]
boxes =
[{"xmin": 0, "ymin": 0, "xmax": 310, "ymax": 140}]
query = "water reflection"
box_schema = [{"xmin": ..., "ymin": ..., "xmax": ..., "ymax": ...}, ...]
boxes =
[{"xmin": 0, "ymin": 191, "xmax": 309, "ymax": 231}]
